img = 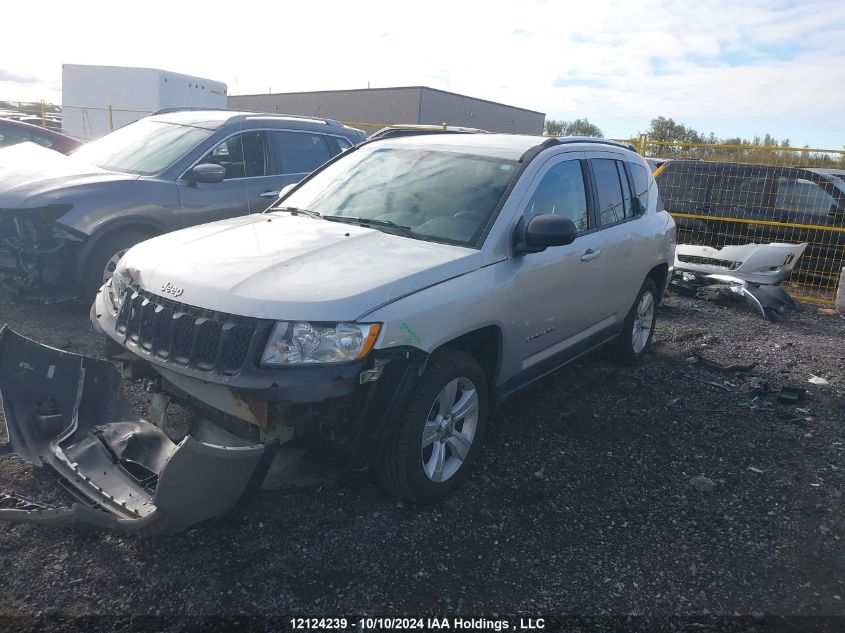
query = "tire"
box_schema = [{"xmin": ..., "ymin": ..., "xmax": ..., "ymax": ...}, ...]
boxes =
[
  {"xmin": 82, "ymin": 230, "xmax": 150, "ymax": 302},
  {"xmin": 615, "ymin": 277, "xmax": 659, "ymax": 365},
  {"xmin": 377, "ymin": 349, "xmax": 488, "ymax": 504}
]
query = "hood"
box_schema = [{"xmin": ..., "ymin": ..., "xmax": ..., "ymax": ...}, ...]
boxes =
[
  {"xmin": 0, "ymin": 142, "xmax": 134, "ymax": 208},
  {"xmin": 121, "ymin": 212, "xmax": 483, "ymax": 321}
]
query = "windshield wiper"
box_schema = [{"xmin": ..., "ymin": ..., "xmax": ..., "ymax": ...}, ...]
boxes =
[
  {"xmin": 322, "ymin": 215, "xmax": 417, "ymax": 238},
  {"xmin": 270, "ymin": 206, "xmax": 323, "ymax": 220}
]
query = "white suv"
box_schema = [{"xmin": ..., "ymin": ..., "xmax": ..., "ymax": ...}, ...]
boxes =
[{"xmin": 0, "ymin": 134, "xmax": 675, "ymax": 533}]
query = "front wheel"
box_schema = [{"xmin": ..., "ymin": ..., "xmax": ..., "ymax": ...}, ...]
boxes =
[
  {"xmin": 377, "ymin": 349, "xmax": 488, "ymax": 504},
  {"xmin": 82, "ymin": 229, "xmax": 150, "ymax": 303},
  {"xmin": 615, "ymin": 277, "xmax": 659, "ymax": 365}
]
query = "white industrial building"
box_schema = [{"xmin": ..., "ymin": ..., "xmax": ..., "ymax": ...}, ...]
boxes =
[{"xmin": 61, "ymin": 64, "xmax": 227, "ymax": 140}]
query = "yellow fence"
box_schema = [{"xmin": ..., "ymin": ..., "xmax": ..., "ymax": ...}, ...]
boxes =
[
  {"xmin": 624, "ymin": 140, "xmax": 845, "ymax": 305},
  {"xmin": 0, "ymin": 100, "xmax": 154, "ymax": 140}
]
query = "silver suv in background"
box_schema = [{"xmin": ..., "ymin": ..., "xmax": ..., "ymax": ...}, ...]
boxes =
[
  {"xmin": 0, "ymin": 109, "xmax": 365, "ymax": 300},
  {"xmin": 369, "ymin": 124, "xmax": 488, "ymax": 140},
  {"xmin": 0, "ymin": 134, "xmax": 675, "ymax": 533}
]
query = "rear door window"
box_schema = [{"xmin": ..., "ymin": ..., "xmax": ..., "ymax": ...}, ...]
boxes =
[
  {"xmin": 271, "ymin": 131, "xmax": 332, "ymax": 175},
  {"xmin": 617, "ymin": 161, "xmax": 634, "ymax": 218},
  {"xmin": 591, "ymin": 158, "xmax": 628, "ymax": 225}
]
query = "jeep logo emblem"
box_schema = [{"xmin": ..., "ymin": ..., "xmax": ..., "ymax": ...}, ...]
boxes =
[{"xmin": 160, "ymin": 282, "xmax": 184, "ymax": 297}]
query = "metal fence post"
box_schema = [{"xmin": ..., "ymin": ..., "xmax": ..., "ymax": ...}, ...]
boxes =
[
  {"xmin": 108, "ymin": 105, "xmax": 114, "ymax": 131},
  {"xmin": 639, "ymin": 134, "xmax": 648, "ymax": 156}
]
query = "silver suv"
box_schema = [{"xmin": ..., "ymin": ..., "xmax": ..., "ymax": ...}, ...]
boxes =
[{"xmin": 0, "ymin": 134, "xmax": 675, "ymax": 532}]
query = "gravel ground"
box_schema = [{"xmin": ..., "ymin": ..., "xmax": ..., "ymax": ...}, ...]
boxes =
[{"xmin": 0, "ymin": 290, "xmax": 843, "ymax": 627}]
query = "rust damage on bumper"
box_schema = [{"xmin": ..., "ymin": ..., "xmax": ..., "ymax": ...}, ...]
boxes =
[{"xmin": 0, "ymin": 326, "xmax": 275, "ymax": 534}]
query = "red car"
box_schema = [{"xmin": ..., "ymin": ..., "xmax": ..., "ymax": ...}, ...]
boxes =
[{"xmin": 0, "ymin": 117, "xmax": 82, "ymax": 154}]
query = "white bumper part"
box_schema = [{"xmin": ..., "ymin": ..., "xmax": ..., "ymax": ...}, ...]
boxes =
[{"xmin": 674, "ymin": 242, "xmax": 808, "ymax": 285}]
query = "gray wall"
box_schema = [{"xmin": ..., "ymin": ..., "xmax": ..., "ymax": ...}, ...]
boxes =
[
  {"xmin": 228, "ymin": 88, "xmax": 422, "ymax": 136},
  {"xmin": 418, "ymin": 88, "xmax": 544, "ymax": 134},
  {"xmin": 228, "ymin": 87, "xmax": 545, "ymax": 136}
]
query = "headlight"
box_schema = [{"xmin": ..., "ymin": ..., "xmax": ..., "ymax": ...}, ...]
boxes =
[
  {"xmin": 106, "ymin": 269, "xmax": 129, "ymax": 313},
  {"xmin": 261, "ymin": 321, "xmax": 381, "ymax": 365}
]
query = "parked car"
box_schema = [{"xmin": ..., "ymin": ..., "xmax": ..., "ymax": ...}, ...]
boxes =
[
  {"xmin": 369, "ymin": 124, "xmax": 488, "ymax": 140},
  {"xmin": 0, "ymin": 118, "xmax": 82, "ymax": 154},
  {"xmin": 655, "ymin": 160, "xmax": 845, "ymax": 281},
  {"xmin": 0, "ymin": 109, "xmax": 365, "ymax": 300},
  {"xmin": 807, "ymin": 167, "xmax": 845, "ymax": 181},
  {"xmin": 7, "ymin": 133, "xmax": 680, "ymax": 532}
]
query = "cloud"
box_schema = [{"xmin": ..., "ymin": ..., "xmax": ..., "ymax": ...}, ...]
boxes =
[
  {"xmin": 0, "ymin": 0, "xmax": 842, "ymax": 144},
  {"xmin": 0, "ymin": 68, "xmax": 38, "ymax": 84}
]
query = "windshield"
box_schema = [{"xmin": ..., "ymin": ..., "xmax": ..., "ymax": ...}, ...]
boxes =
[
  {"xmin": 71, "ymin": 119, "xmax": 214, "ymax": 175},
  {"xmin": 278, "ymin": 146, "xmax": 517, "ymax": 246}
]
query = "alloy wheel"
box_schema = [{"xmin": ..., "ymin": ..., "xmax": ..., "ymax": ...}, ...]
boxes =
[
  {"xmin": 632, "ymin": 291, "xmax": 655, "ymax": 354},
  {"xmin": 421, "ymin": 377, "xmax": 479, "ymax": 483}
]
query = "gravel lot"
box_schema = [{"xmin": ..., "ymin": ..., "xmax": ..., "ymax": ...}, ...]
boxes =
[{"xmin": 0, "ymin": 290, "xmax": 843, "ymax": 627}]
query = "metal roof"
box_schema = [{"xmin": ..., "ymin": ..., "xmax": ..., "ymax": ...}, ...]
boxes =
[{"xmin": 230, "ymin": 85, "xmax": 546, "ymax": 116}]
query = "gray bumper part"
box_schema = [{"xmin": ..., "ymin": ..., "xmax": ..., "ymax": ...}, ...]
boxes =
[{"xmin": 0, "ymin": 326, "xmax": 268, "ymax": 534}]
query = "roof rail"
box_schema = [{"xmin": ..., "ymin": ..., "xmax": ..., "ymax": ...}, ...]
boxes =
[
  {"xmin": 245, "ymin": 112, "xmax": 344, "ymax": 127},
  {"xmin": 151, "ymin": 106, "xmax": 235, "ymax": 115},
  {"xmin": 150, "ymin": 107, "xmax": 346, "ymax": 128},
  {"xmin": 519, "ymin": 136, "xmax": 637, "ymax": 163}
]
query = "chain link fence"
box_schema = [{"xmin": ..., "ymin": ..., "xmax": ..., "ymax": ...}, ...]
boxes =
[
  {"xmin": 618, "ymin": 139, "xmax": 845, "ymax": 305},
  {"xmin": 0, "ymin": 100, "xmax": 154, "ymax": 140}
]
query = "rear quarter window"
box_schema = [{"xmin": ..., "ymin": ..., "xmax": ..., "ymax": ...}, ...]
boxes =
[{"xmin": 629, "ymin": 162, "xmax": 650, "ymax": 213}]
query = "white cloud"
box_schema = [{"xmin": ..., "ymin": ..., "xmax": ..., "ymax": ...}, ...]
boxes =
[{"xmin": 0, "ymin": 0, "xmax": 842, "ymax": 145}]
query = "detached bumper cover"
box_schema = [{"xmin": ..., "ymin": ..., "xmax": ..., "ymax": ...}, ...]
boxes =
[
  {"xmin": 0, "ymin": 326, "xmax": 270, "ymax": 534},
  {"xmin": 675, "ymin": 242, "xmax": 807, "ymax": 285}
]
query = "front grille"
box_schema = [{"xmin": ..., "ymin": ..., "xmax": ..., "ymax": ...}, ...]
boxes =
[
  {"xmin": 115, "ymin": 288, "xmax": 263, "ymax": 375},
  {"xmin": 676, "ymin": 255, "xmax": 741, "ymax": 270}
]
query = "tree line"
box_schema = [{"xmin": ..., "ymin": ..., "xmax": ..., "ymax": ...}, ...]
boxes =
[
  {"xmin": 544, "ymin": 116, "xmax": 844, "ymax": 167},
  {"xmin": 544, "ymin": 115, "xmax": 797, "ymax": 148}
]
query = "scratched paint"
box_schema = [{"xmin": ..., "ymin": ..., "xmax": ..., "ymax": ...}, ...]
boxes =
[{"xmin": 399, "ymin": 323, "xmax": 422, "ymax": 346}]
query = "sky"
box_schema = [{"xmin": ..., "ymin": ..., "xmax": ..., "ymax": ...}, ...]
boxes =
[{"xmin": 2, "ymin": 0, "xmax": 843, "ymax": 147}]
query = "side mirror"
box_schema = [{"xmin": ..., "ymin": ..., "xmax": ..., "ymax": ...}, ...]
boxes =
[
  {"xmin": 187, "ymin": 163, "xmax": 226, "ymax": 184},
  {"xmin": 279, "ymin": 183, "xmax": 297, "ymax": 199},
  {"xmin": 514, "ymin": 214, "xmax": 578, "ymax": 255}
]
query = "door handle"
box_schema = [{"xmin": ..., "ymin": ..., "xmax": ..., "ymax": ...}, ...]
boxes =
[
  {"xmin": 580, "ymin": 248, "xmax": 602, "ymax": 262},
  {"xmin": 259, "ymin": 190, "xmax": 280, "ymax": 199}
]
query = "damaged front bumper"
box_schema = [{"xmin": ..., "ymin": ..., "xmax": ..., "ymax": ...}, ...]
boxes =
[
  {"xmin": 0, "ymin": 207, "xmax": 83, "ymax": 296},
  {"xmin": 675, "ymin": 242, "xmax": 807, "ymax": 285},
  {"xmin": 0, "ymin": 326, "xmax": 274, "ymax": 534}
]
